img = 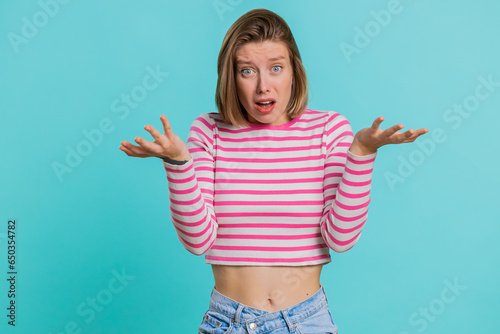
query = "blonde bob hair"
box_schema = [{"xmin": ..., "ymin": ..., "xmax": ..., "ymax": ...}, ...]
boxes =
[{"xmin": 215, "ymin": 8, "xmax": 308, "ymax": 128}]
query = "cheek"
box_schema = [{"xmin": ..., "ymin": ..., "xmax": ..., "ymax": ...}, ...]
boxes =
[
  {"xmin": 280, "ymin": 80, "xmax": 293, "ymax": 96},
  {"xmin": 237, "ymin": 83, "xmax": 252, "ymax": 101},
  {"xmin": 235, "ymin": 82, "xmax": 244, "ymax": 100}
]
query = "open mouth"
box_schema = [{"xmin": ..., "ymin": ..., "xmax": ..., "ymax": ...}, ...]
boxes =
[{"xmin": 255, "ymin": 100, "xmax": 276, "ymax": 113}]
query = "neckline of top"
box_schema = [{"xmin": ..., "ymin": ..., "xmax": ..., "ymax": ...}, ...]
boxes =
[{"xmin": 245, "ymin": 109, "xmax": 307, "ymax": 130}]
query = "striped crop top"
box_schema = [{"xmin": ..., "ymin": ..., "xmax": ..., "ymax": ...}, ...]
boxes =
[{"xmin": 163, "ymin": 109, "xmax": 377, "ymax": 266}]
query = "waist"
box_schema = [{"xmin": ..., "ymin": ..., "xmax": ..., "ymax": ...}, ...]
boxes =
[
  {"xmin": 208, "ymin": 282, "xmax": 329, "ymax": 324},
  {"xmin": 211, "ymin": 264, "xmax": 323, "ymax": 312}
]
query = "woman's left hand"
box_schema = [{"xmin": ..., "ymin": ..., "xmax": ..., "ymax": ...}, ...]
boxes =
[{"xmin": 349, "ymin": 116, "xmax": 429, "ymax": 156}]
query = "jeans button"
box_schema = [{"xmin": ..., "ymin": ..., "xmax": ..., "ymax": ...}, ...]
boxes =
[{"xmin": 249, "ymin": 322, "xmax": 257, "ymax": 330}]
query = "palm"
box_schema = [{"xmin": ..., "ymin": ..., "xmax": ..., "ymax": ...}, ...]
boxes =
[
  {"xmin": 354, "ymin": 116, "xmax": 428, "ymax": 152},
  {"xmin": 119, "ymin": 115, "xmax": 189, "ymax": 160}
]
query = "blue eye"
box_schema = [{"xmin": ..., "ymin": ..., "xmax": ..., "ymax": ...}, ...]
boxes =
[
  {"xmin": 242, "ymin": 69, "xmax": 253, "ymax": 75},
  {"xmin": 271, "ymin": 65, "xmax": 282, "ymax": 72}
]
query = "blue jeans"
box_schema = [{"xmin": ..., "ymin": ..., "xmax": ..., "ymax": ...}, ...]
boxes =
[{"xmin": 199, "ymin": 284, "xmax": 339, "ymax": 334}]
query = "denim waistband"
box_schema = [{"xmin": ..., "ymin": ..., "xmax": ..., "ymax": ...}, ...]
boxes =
[{"xmin": 208, "ymin": 284, "xmax": 329, "ymax": 328}]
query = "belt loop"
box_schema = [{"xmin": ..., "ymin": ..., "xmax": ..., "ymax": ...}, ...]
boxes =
[
  {"xmin": 233, "ymin": 303, "xmax": 245, "ymax": 326},
  {"xmin": 281, "ymin": 309, "xmax": 297, "ymax": 333}
]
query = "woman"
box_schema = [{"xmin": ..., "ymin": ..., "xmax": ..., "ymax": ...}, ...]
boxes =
[{"xmin": 119, "ymin": 8, "xmax": 427, "ymax": 334}]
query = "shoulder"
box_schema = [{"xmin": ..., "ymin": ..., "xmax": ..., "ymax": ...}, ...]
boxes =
[
  {"xmin": 193, "ymin": 112, "xmax": 228, "ymax": 128},
  {"xmin": 190, "ymin": 112, "xmax": 221, "ymax": 131},
  {"xmin": 302, "ymin": 109, "xmax": 353, "ymax": 143},
  {"xmin": 302, "ymin": 109, "xmax": 351, "ymax": 127},
  {"xmin": 193, "ymin": 112, "xmax": 216, "ymax": 124}
]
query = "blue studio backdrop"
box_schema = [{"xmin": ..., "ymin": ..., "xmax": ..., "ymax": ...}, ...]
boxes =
[{"xmin": 1, "ymin": 0, "xmax": 499, "ymax": 333}]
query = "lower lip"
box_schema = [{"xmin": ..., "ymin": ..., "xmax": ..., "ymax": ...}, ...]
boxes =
[{"xmin": 255, "ymin": 102, "xmax": 275, "ymax": 114}]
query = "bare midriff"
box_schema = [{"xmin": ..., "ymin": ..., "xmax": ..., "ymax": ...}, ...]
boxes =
[{"xmin": 211, "ymin": 264, "xmax": 324, "ymax": 313}]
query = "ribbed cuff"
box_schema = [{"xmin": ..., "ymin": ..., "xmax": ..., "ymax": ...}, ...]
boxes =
[
  {"xmin": 346, "ymin": 149, "xmax": 377, "ymax": 160},
  {"xmin": 161, "ymin": 157, "xmax": 189, "ymax": 165}
]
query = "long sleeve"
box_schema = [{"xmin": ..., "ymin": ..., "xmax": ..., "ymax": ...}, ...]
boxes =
[
  {"xmin": 163, "ymin": 114, "xmax": 218, "ymax": 255},
  {"xmin": 320, "ymin": 112, "xmax": 377, "ymax": 252}
]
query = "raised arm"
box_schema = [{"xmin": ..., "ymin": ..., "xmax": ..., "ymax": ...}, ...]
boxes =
[
  {"xmin": 320, "ymin": 113, "xmax": 377, "ymax": 253},
  {"xmin": 119, "ymin": 114, "xmax": 218, "ymax": 255},
  {"xmin": 320, "ymin": 113, "xmax": 428, "ymax": 252},
  {"xmin": 162, "ymin": 115, "xmax": 218, "ymax": 255}
]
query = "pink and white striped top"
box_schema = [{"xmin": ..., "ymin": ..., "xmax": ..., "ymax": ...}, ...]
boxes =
[{"xmin": 163, "ymin": 109, "xmax": 377, "ymax": 266}]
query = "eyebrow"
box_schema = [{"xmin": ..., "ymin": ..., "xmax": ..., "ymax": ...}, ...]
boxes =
[{"xmin": 236, "ymin": 55, "xmax": 286, "ymax": 65}]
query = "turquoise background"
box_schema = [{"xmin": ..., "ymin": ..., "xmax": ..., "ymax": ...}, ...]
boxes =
[{"xmin": 1, "ymin": 0, "xmax": 498, "ymax": 333}]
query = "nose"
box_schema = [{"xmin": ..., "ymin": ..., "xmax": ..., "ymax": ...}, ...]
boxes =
[{"xmin": 256, "ymin": 73, "xmax": 270, "ymax": 93}]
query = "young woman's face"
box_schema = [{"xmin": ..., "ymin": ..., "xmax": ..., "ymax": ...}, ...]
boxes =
[{"xmin": 235, "ymin": 40, "xmax": 294, "ymax": 126}]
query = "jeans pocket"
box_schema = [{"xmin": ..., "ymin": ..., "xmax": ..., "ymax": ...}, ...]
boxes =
[
  {"xmin": 198, "ymin": 310, "xmax": 234, "ymax": 334},
  {"xmin": 294, "ymin": 306, "xmax": 338, "ymax": 334}
]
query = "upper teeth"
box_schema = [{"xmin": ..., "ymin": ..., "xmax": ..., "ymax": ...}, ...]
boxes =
[{"xmin": 259, "ymin": 101, "xmax": 273, "ymax": 104}]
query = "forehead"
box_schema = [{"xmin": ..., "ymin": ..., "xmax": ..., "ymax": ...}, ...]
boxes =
[{"xmin": 235, "ymin": 40, "xmax": 289, "ymax": 64}]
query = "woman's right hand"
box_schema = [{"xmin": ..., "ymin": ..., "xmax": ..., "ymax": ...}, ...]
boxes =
[{"xmin": 119, "ymin": 115, "xmax": 191, "ymax": 161}]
